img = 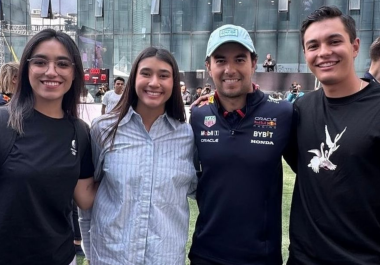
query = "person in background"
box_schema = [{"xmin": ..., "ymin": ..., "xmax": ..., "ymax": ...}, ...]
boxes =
[
  {"xmin": 0, "ymin": 62, "xmax": 19, "ymax": 105},
  {"xmin": 101, "ymin": 77, "xmax": 124, "ymax": 114},
  {"xmin": 272, "ymin": 92, "xmax": 283, "ymax": 100},
  {"xmin": 79, "ymin": 47, "xmax": 197, "ymax": 265},
  {"xmin": 284, "ymin": 81, "xmax": 298, "ymax": 99},
  {"xmin": 181, "ymin": 81, "xmax": 191, "ymax": 105},
  {"xmin": 192, "ymin": 86, "xmax": 202, "ymax": 103},
  {"xmin": 189, "ymin": 24, "xmax": 296, "ymax": 265},
  {"xmin": 263, "ymin": 53, "xmax": 276, "ymax": 72},
  {"xmin": 287, "ymin": 6, "xmax": 380, "ymax": 265},
  {"xmin": 286, "ymin": 84, "xmax": 304, "ymax": 103},
  {"xmin": 201, "ymin": 83, "xmax": 212, "ymax": 96},
  {"xmin": 364, "ymin": 36, "xmax": 380, "ymax": 83},
  {"xmin": 95, "ymin": 84, "xmax": 109, "ymax": 103},
  {"xmin": 0, "ymin": 29, "xmax": 97, "ymax": 265},
  {"xmin": 80, "ymin": 88, "xmax": 95, "ymax": 103}
]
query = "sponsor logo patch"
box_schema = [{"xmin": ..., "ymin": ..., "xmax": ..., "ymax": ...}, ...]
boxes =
[
  {"xmin": 253, "ymin": 131, "xmax": 274, "ymax": 138},
  {"xmin": 250, "ymin": 140, "xmax": 274, "ymax": 145},
  {"xmin": 253, "ymin": 117, "xmax": 277, "ymax": 128},
  {"xmin": 204, "ymin": 116, "xmax": 216, "ymax": 127},
  {"xmin": 201, "ymin": 139, "xmax": 219, "ymax": 143},
  {"xmin": 201, "ymin": 130, "xmax": 220, "ymax": 136}
]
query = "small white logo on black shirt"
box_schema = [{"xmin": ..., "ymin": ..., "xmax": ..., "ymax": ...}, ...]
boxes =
[{"xmin": 71, "ymin": 140, "xmax": 77, "ymax": 156}]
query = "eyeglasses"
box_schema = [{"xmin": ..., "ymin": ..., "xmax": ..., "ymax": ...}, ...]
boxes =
[{"xmin": 27, "ymin": 58, "xmax": 75, "ymax": 76}]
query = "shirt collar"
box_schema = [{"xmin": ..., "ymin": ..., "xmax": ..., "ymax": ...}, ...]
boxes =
[
  {"xmin": 213, "ymin": 83, "xmax": 264, "ymax": 116},
  {"xmin": 118, "ymin": 106, "xmax": 177, "ymax": 130}
]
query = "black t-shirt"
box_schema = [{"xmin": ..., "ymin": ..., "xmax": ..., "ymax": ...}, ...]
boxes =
[
  {"xmin": 0, "ymin": 110, "xmax": 93, "ymax": 265},
  {"xmin": 288, "ymin": 81, "xmax": 380, "ymax": 265}
]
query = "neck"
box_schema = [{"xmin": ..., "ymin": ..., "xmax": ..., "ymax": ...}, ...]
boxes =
[
  {"xmin": 135, "ymin": 104, "xmax": 165, "ymax": 132},
  {"xmin": 34, "ymin": 100, "xmax": 65, "ymax": 118},
  {"xmin": 322, "ymin": 76, "xmax": 365, "ymax": 98},
  {"xmin": 114, "ymin": 88, "xmax": 123, "ymax": 95},
  {"xmin": 216, "ymin": 92, "xmax": 247, "ymax": 112}
]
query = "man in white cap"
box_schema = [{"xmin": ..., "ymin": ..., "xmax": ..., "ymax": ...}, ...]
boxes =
[{"xmin": 189, "ymin": 24, "xmax": 296, "ymax": 265}]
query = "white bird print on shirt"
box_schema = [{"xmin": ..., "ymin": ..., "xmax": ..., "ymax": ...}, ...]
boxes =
[{"xmin": 308, "ymin": 125, "xmax": 347, "ymax": 173}]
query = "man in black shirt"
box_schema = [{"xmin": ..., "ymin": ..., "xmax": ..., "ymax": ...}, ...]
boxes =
[{"xmin": 287, "ymin": 6, "xmax": 380, "ymax": 265}]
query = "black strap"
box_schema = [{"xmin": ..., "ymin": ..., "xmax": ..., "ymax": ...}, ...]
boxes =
[{"xmin": 0, "ymin": 107, "xmax": 17, "ymax": 167}]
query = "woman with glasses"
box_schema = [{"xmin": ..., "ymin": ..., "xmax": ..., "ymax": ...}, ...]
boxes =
[
  {"xmin": 0, "ymin": 61, "xmax": 19, "ymax": 105},
  {"xmin": 0, "ymin": 29, "xmax": 97, "ymax": 265}
]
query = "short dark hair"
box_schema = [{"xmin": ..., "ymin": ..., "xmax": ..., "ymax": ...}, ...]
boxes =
[
  {"xmin": 300, "ymin": 6, "xmax": 357, "ymax": 50},
  {"xmin": 369, "ymin": 37, "xmax": 380, "ymax": 62},
  {"xmin": 196, "ymin": 87, "xmax": 202, "ymax": 90},
  {"xmin": 9, "ymin": 29, "xmax": 84, "ymax": 134},
  {"xmin": 114, "ymin": 76, "xmax": 125, "ymax": 84},
  {"xmin": 100, "ymin": 47, "xmax": 186, "ymax": 148}
]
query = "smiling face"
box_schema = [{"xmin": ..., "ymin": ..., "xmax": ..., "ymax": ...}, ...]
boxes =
[
  {"xmin": 303, "ymin": 17, "xmax": 359, "ymax": 87},
  {"xmin": 28, "ymin": 38, "xmax": 74, "ymax": 108},
  {"xmin": 206, "ymin": 42, "xmax": 255, "ymax": 101},
  {"xmin": 135, "ymin": 56, "xmax": 173, "ymax": 115}
]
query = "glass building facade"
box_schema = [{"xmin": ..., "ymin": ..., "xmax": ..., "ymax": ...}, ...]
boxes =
[
  {"xmin": 0, "ymin": 0, "xmax": 31, "ymax": 64},
  {"xmin": 77, "ymin": 0, "xmax": 380, "ymax": 81},
  {"xmin": 1, "ymin": 0, "xmax": 379, "ymax": 81}
]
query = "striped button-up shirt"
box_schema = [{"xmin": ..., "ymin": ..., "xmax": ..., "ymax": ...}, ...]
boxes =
[{"xmin": 80, "ymin": 107, "xmax": 197, "ymax": 265}]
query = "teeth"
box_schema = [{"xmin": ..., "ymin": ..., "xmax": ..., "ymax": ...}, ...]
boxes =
[
  {"xmin": 224, "ymin": 79, "xmax": 239, "ymax": 83},
  {"xmin": 146, "ymin": 91, "xmax": 161, "ymax": 96},
  {"xmin": 43, "ymin": 81, "xmax": 60, "ymax": 86},
  {"xmin": 318, "ymin": 62, "xmax": 336, "ymax": 67}
]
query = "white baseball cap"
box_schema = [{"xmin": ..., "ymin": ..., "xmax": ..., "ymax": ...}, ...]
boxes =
[
  {"xmin": 206, "ymin": 24, "xmax": 256, "ymax": 58},
  {"xmin": 180, "ymin": 81, "xmax": 185, "ymax": 86}
]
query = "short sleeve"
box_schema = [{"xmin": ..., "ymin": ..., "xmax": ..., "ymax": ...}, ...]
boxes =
[{"xmin": 79, "ymin": 127, "xmax": 95, "ymax": 179}]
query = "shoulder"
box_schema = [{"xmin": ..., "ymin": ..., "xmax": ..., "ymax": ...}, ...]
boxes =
[
  {"xmin": 104, "ymin": 90, "xmax": 113, "ymax": 97},
  {"xmin": 168, "ymin": 116, "xmax": 193, "ymax": 133},
  {"xmin": 190, "ymin": 101, "xmax": 214, "ymax": 118},
  {"xmin": 295, "ymin": 90, "xmax": 320, "ymax": 107},
  {"xmin": 260, "ymin": 93, "xmax": 292, "ymax": 110},
  {"xmin": 71, "ymin": 117, "xmax": 90, "ymax": 135},
  {"xmin": 91, "ymin": 114, "xmax": 117, "ymax": 138},
  {"xmin": 92, "ymin": 114, "xmax": 116, "ymax": 130}
]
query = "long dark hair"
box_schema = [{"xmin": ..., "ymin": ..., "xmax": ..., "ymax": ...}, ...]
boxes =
[
  {"xmin": 100, "ymin": 47, "xmax": 185, "ymax": 148},
  {"xmin": 9, "ymin": 29, "xmax": 84, "ymax": 134}
]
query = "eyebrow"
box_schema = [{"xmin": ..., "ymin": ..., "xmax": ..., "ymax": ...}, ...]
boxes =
[
  {"xmin": 213, "ymin": 53, "xmax": 248, "ymax": 59},
  {"xmin": 305, "ymin": 33, "xmax": 344, "ymax": 46},
  {"xmin": 30, "ymin": 54, "xmax": 72, "ymax": 60},
  {"xmin": 139, "ymin": 67, "xmax": 172, "ymax": 74}
]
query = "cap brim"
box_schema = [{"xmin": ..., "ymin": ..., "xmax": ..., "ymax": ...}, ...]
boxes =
[{"xmin": 206, "ymin": 40, "xmax": 254, "ymax": 58}]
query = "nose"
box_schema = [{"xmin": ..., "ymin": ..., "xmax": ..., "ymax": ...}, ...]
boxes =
[
  {"xmin": 149, "ymin": 74, "xmax": 160, "ymax": 87},
  {"xmin": 45, "ymin": 61, "xmax": 58, "ymax": 76},
  {"xmin": 224, "ymin": 62, "xmax": 236, "ymax": 75},
  {"xmin": 319, "ymin": 43, "xmax": 332, "ymax": 57}
]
